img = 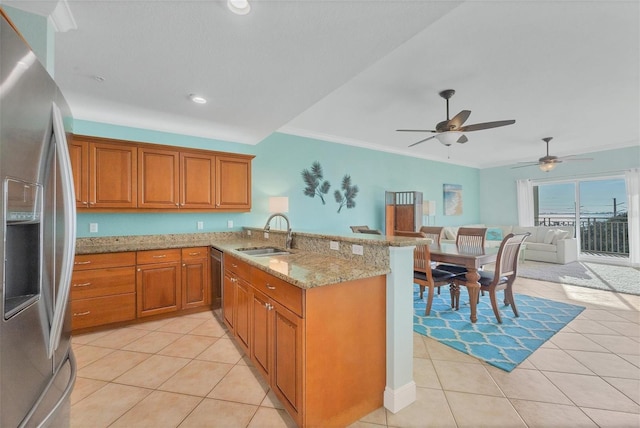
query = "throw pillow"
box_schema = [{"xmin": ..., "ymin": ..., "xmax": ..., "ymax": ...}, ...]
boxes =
[
  {"xmin": 544, "ymin": 229, "xmax": 556, "ymax": 244},
  {"xmin": 486, "ymin": 227, "xmax": 503, "ymax": 241},
  {"xmin": 551, "ymin": 230, "xmax": 569, "ymax": 245},
  {"xmin": 444, "ymin": 227, "xmax": 458, "ymax": 240}
]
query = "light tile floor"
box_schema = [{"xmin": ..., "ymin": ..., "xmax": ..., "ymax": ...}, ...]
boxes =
[{"xmin": 70, "ymin": 277, "xmax": 640, "ymax": 427}]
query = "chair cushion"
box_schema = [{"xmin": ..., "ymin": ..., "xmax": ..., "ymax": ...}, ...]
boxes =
[
  {"xmin": 432, "ymin": 269, "xmax": 457, "ymax": 282},
  {"xmin": 438, "ymin": 264, "xmax": 468, "ymax": 274},
  {"xmin": 414, "ymin": 270, "xmax": 455, "ymax": 282},
  {"xmin": 454, "ymin": 271, "xmax": 508, "ymax": 287}
]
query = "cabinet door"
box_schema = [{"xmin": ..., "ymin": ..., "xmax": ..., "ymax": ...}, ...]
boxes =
[
  {"xmin": 222, "ymin": 272, "xmax": 236, "ymax": 330},
  {"xmin": 251, "ymin": 289, "xmax": 271, "ymax": 380},
  {"xmin": 69, "ymin": 140, "xmax": 89, "ymax": 208},
  {"xmin": 182, "ymin": 257, "xmax": 210, "ymax": 309},
  {"xmin": 90, "ymin": 142, "xmax": 137, "ymax": 208},
  {"xmin": 234, "ymin": 278, "xmax": 251, "ymax": 355},
  {"xmin": 181, "ymin": 151, "xmax": 216, "ymax": 209},
  {"xmin": 136, "ymin": 261, "xmax": 181, "ymax": 317},
  {"xmin": 138, "ymin": 147, "xmax": 180, "ymax": 208},
  {"xmin": 271, "ymin": 300, "xmax": 303, "ymax": 420},
  {"xmin": 216, "ymin": 156, "xmax": 251, "ymax": 210}
]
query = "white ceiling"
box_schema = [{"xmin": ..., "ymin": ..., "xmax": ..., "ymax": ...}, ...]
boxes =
[{"xmin": 6, "ymin": 0, "xmax": 639, "ymax": 168}]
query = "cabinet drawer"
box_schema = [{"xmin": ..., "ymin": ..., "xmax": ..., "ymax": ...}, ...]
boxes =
[
  {"xmin": 181, "ymin": 246, "xmax": 209, "ymax": 261},
  {"xmin": 71, "ymin": 293, "xmax": 136, "ymax": 330},
  {"xmin": 71, "ymin": 267, "xmax": 135, "ymax": 300},
  {"xmin": 137, "ymin": 248, "xmax": 181, "ymax": 265},
  {"xmin": 253, "ymin": 269, "xmax": 303, "ymax": 317},
  {"xmin": 73, "ymin": 252, "xmax": 136, "ymax": 271},
  {"xmin": 224, "ymin": 255, "xmax": 253, "ymax": 279}
]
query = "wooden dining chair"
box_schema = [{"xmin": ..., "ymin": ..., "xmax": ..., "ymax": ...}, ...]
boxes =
[
  {"xmin": 450, "ymin": 232, "xmax": 530, "ymax": 323},
  {"xmin": 419, "ymin": 226, "xmax": 444, "ymax": 245},
  {"xmin": 438, "ymin": 227, "xmax": 488, "ymax": 275},
  {"xmin": 395, "ymin": 231, "xmax": 456, "ymax": 315}
]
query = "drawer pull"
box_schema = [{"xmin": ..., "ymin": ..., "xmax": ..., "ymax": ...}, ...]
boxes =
[
  {"xmin": 152, "ymin": 255, "xmax": 167, "ymax": 258},
  {"xmin": 266, "ymin": 284, "xmax": 276, "ymax": 290},
  {"xmin": 188, "ymin": 252, "xmax": 201, "ymax": 256},
  {"xmin": 73, "ymin": 282, "xmax": 92, "ymax": 287},
  {"xmin": 73, "ymin": 311, "xmax": 91, "ymax": 317},
  {"xmin": 75, "ymin": 261, "xmax": 92, "ymax": 265},
  {"xmin": 231, "ymin": 263, "xmax": 238, "ymax": 268}
]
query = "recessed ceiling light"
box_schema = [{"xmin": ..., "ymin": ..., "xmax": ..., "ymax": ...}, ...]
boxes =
[
  {"xmin": 227, "ymin": 0, "xmax": 251, "ymax": 15},
  {"xmin": 189, "ymin": 94, "xmax": 207, "ymax": 104}
]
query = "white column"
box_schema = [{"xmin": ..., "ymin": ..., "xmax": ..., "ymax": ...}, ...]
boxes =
[{"xmin": 383, "ymin": 245, "xmax": 416, "ymax": 413}]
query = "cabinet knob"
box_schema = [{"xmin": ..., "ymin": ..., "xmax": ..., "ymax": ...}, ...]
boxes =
[
  {"xmin": 175, "ymin": 203, "xmax": 179, "ymax": 206},
  {"xmin": 82, "ymin": 201, "xmax": 88, "ymax": 205},
  {"xmin": 182, "ymin": 263, "xmax": 186, "ymax": 267}
]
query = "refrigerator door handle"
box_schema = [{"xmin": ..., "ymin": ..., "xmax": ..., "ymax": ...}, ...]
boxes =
[{"xmin": 47, "ymin": 102, "xmax": 77, "ymax": 359}]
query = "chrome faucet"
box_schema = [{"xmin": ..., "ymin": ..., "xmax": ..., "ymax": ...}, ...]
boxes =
[{"xmin": 264, "ymin": 213, "xmax": 292, "ymax": 249}]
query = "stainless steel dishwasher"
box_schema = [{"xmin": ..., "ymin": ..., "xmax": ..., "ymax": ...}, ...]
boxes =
[{"xmin": 210, "ymin": 247, "xmax": 223, "ymax": 311}]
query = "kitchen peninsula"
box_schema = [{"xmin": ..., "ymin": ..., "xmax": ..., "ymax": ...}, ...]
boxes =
[{"xmin": 75, "ymin": 229, "xmax": 421, "ymax": 427}]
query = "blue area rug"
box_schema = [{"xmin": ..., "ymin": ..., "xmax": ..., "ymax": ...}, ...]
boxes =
[{"xmin": 413, "ymin": 286, "xmax": 585, "ymax": 371}]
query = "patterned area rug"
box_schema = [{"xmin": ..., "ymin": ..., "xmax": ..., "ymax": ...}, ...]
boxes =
[
  {"xmin": 516, "ymin": 260, "xmax": 640, "ymax": 295},
  {"xmin": 413, "ymin": 286, "xmax": 585, "ymax": 371}
]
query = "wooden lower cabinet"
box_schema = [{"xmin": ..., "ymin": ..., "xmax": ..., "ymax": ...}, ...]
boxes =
[
  {"xmin": 181, "ymin": 247, "xmax": 210, "ymax": 309},
  {"xmin": 136, "ymin": 249, "xmax": 182, "ymax": 317},
  {"xmin": 71, "ymin": 252, "xmax": 136, "ymax": 330},
  {"xmin": 224, "ymin": 254, "xmax": 386, "ymax": 427}
]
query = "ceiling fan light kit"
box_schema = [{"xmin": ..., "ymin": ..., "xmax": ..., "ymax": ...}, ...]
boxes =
[{"xmin": 397, "ymin": 89, "xmax": 516, "ymax": 147}]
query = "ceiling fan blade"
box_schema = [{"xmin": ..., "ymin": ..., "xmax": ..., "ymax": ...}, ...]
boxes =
[
  {"xmin": 456, "ymin": 134, "xmax": 468, "ymax": 144},
  {"xmin": 396, "ymin": 129, "xmax": 437, "ymax": 133},
  {"xmin": 408, "ymin": 135, "xmax": 437, "ymax": 147},
  {"xmin": 511, "ymin": 163, "xmax": 539, "ymax": 169},
  {"xmin": 556, "ymin": 155, "xmax": 594, "ymax": 161},
  {"xmin": 449, "ymin": 110, "xmax": 471, "ymax": 130},
  {"xmin": 459, "ymin": 119, "xmax": 516, "ymax": 132}
]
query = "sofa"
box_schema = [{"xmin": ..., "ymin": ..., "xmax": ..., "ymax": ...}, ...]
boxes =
[{"xmin": 441, "ymin": 224, "xmax": 578, "ymax": 264}]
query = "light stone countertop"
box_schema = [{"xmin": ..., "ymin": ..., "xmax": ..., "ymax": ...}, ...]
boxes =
[{"xmin": 75, "ymin": 230, "xmax": 430, "ymax": 289}]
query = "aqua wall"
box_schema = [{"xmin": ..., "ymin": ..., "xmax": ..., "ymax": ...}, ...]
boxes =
[
  {"xmin": 479, "ymin": 145, "xmax": 640, "ymax": 225},
  {"xmin": 74, "ymin": 121, "xmax": 481, "ymax": 237},
  {"xmin": 4, "ymin": 6, "xmax": 54, "ymax": 74}
]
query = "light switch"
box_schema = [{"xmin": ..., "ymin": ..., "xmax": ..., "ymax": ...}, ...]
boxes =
[
  {"xmin": 197, "ymin": 221, "xmax": 204, "ymax": 230},
  {"xmin": 89, "ymin": 223, "xmax": 98, "ymax": 233},
  {"xmin": 227, "ymin": 220, "xmax": 233, "ymax": 228}
]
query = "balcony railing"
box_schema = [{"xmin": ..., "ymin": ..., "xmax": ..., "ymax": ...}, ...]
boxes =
[{"xmin": 536, "ymin": 215, "xmax": 629, "ymax": 256}]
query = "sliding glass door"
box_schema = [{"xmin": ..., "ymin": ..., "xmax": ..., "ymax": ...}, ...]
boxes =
[{"xmin": 534, "ymin": 176, "xmax": 629, "ymax": 261}]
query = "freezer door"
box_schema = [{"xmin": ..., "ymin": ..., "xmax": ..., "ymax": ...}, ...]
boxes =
[{"xmin": 46, "ymin": 103, "xmax": 76, "ymax": 360}]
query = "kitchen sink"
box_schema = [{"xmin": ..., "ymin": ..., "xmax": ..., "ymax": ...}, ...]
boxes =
[{"xmin": 235, "ymin": 246, "xmax": 291, "ymax": 257}]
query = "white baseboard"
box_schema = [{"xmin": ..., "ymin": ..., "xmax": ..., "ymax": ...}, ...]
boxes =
[{"xmin": 383, "ymin": 381, "xmax": 416, "ymax": 413}]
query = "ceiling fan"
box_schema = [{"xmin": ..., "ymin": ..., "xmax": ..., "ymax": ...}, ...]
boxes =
[
  {"xmin": 512, "ymin": 137, "xmax": 593, "ymax": 172},
  {"xmin": 397, "ymin": 89, "xmax": 516, "ymax": 147}
]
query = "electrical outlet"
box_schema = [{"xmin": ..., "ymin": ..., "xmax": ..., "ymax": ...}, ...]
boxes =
[
  {"xmin": 227, "ymin": 220, "xmax": 233, "ymax": 228},
  {"xmin": 330, "ymin": 241, "xmax": 339, "ymax": 250},
  {"xmin": 351, "ymin": 244, "xmax": 363, "ymax": 255},
  {"xmin": 264, "ymin": 232, "xmax": 269, "ymax": 239},
  {"xmin": 247, "ymin": 230, "xmax": 252, "ymax": 236},
  {"xmin": 89, "ymin": 223, "xmax": 98, "ymax": 233},
  {"xmin": 197, "ymin": 221, "xmax": 204, "ymax": 230}
]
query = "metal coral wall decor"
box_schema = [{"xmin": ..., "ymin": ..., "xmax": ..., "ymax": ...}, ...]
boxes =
[
  {"xmin": 334, "ymin": 174, "xmax": 359, "ymax": 213},
  {"xmin": 301, "ymin": 161, "xmax": 331, "ymax": 204}
]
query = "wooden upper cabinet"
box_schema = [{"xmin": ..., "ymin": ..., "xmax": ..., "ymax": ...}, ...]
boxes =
[
  {"xmin": 69, "ymin": 140, "xmax": 89, "ymax": 208},
  {"xmin": 216, "ymin": 155, "xmax": 251, "ymax": 210},
  {"xmin": 138, "ymin": 147, "xmax": 180, "ymax": 208},
  {"xmin": 90, "ymin": 142, "xmax": 137, "ymax": 208},
  {"xmin": 69, "ymin": 134, "xmax": 252, "ymax": 211},
  {"xmin": 181, "ymin": 151, "xmax": 216, "ymax": 209}
]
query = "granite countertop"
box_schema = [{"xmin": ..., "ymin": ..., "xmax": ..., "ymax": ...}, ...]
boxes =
[
  {"xmin": 212, "ymin": 240, "xmax": 390, "ymax": 289},
  {"xmin": 75, "ymin": 232, "xmax": 394, "ymax": 289}
]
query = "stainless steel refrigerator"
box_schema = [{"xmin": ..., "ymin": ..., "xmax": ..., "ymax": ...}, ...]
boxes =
[{"xmin": 1, "ymin": 11, "xmax": 77, "ymax": 427}]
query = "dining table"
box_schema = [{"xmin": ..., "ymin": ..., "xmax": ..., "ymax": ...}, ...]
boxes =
[{"xmin": 429, "ymin": 243, "xmax": 499, "ymax": 323}]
